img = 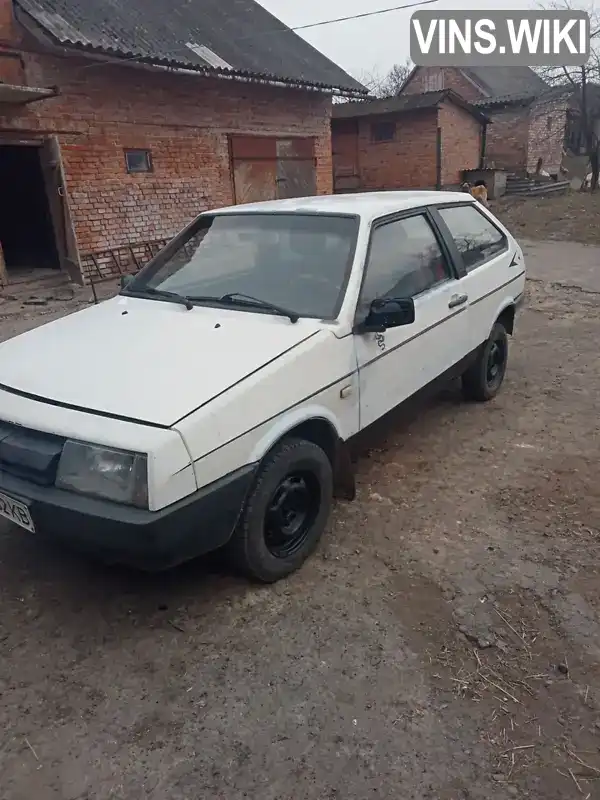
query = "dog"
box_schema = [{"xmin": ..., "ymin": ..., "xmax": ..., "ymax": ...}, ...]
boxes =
[{"xmin": 461, "ymin": 180, "xmax": 489, "ymax": 207}]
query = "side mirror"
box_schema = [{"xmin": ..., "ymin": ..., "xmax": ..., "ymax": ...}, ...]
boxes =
[
  {"xmin": 355, "ymin": 297, "xmax": 415, "ymax": 333},
  {"xmin": 120, "ymin": 274, "xmax": 133, "ymax": 289}
]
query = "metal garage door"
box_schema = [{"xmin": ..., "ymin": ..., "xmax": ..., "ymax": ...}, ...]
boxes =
[{"xmin": 230, "ymin": 135, "xmax": 316, "ymax": 204}]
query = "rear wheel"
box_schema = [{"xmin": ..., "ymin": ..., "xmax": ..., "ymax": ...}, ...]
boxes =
[
  {"xmin": 462, "ymin": 321, "xmax": 508, "ymax": 402},
  {"xmin": 227, "ymin": 437, "xmax": 333, "ymax": 583}
]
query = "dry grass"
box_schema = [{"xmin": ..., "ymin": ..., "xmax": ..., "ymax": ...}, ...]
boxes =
[{"xmin": 493, "ymin": 191, "xmax": 600, "ymax": 246}]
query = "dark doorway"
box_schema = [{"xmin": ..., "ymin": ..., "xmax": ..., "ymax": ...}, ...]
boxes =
[{"xmin": 0, "ymin": 144, "xmax": 60, "ymax": 274}]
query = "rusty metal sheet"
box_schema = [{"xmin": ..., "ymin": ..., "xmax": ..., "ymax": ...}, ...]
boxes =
[
  {"xmin": 276, "ymin": 137, "xmax": 315, "ymax": 159},
  {"xmin": 233, "ymin": 159, "xmax": 277, "ymax": 204},
  {"xmin": 276, "ymin": 158, "xmax": 316, "ymax": 198},
  {"xmin": 230, "ymin": 135, "xmax": 277, "ymax": 160}
]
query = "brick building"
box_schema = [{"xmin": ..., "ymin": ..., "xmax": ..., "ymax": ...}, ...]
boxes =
[
  {"xmin": 331, "ymin": 90, "xmax": 488, "ymax": 192},
  {"xmin": 400, "ymin": 66, "xmax": 568, "ymax": 178},
  {"xmin": 0, "ymin": 0, "xmax": 365, "ymax": 285}
]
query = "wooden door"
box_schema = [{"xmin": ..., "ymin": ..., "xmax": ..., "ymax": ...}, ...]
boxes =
[
  {"xmin": 39, "ymin": 136, "xmax": 82, "ymax": 283},
  {"xmin": 230, "ymin": 135, "xmax": 317, "ymax": 203}
]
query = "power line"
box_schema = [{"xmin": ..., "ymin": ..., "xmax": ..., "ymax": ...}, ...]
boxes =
[{"xmin": 281, "ymin": 0, "xmax": 442, "ymax": 34}]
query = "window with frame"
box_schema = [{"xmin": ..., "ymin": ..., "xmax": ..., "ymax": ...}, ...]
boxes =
[
  {"xmin": 437, "ymin": 204, "xmax": 508, "ymax": 272},
  {"xmin": 357, "ymin": 214, "xmax": 452, "ymax": 318},
  {"xmin": 125, "ymin": 148, "xmax": 153, "ymax": 174},
  {"xmin": 371, "ymin": 121, "xmax": 395, "ymax": 142}
]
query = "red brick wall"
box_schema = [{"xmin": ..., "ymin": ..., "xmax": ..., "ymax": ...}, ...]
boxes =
[
  {"xmin": 331, "ymin": 103, "xmax": 482, "ymax": 191},
  {"xmin": 481, "ymin": 101, "xmax": 567, "ymax": 176},
  {"xmin": 482, "ymin": 105, "xmax": 530, "ymax": 172},
  {"xmin": 351, "ymin": 110, "xmax": 438, "ymax": 190},
  {"xmin": 402, "ymin": 67, "xmax": 485, "ymax": 103},
  {"xmin": 437, "ymin": 101, "xmax": 482, "ymax": 185},
  {"xmin": 402, "ymin": 66, "xmax": 568, "ymax": 178},
  {"xmin": 527, "ymin": 96, "xmax": 568, "ymax": 175},
  {"xmin": 0, "ymin": 45, "xmax": 332, "ymax": 274}
]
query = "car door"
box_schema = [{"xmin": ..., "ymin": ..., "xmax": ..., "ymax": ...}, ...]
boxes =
[
  {"xmin": 354, "ymin": 210, "xmax": 470, "ymax": 430},
  {"xmin": 431, "ymin": 202, "xmax": 522, "ymax": 353}
]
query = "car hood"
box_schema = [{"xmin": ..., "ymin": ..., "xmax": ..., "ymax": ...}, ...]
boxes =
[{"xmin": 0, "ymin": 296, "xmax": 326, "ymax": 426}]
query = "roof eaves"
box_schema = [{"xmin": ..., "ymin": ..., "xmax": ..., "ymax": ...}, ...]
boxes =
[
  {"xmin": 440, "ymin": 88, "xmax": 490, "ymax": 122},
  {"xmin": 474, "ymin": 91, "xmax": 538, "ymax": 108},
  {"xmin": 332, "ymin": 89, "xmax": 489, "ymax": 123},
  {"xmin": 332, "ymin": 93, "xmax": 443, "ymax": 120},
  {"xmin": 72, "ymin": 39, "xmax": 368, "ymax": 97},
  {"xmin": 15, "ymin": 5, "xmax": 368, "ymax": 98}
]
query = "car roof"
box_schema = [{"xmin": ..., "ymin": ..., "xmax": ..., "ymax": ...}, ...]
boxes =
[{"xmin": 208, "ymin": 191, "xmax": 475, "ymax": 221}]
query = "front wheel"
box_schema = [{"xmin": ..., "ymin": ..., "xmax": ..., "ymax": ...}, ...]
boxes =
[
  {"xmin": 462, "ymin": 321, "xmax": 509, "ymax": 402},
  {"xmin": 227, "ymin": 437, "xmax": 333, "ymax": 583}
]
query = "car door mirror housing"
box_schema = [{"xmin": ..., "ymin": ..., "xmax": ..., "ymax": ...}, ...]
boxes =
[{"xmin": 355, "ymin": 297, "xmax": 415, "ymax": 333}]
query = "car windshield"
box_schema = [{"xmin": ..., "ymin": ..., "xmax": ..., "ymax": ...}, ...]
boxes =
[{"xmin": 125, "ymin": 212, "xmax": 359, "ymax": 320}]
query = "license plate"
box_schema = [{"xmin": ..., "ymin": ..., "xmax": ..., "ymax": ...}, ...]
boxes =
[{"xmin": 0, "ymin": 490, "xmax": 34, "ymax": 533}]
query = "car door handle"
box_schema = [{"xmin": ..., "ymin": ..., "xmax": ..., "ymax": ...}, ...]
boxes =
[{"xmin": 448, "ymin": 293, "xmax": 468, "ymax": 308}]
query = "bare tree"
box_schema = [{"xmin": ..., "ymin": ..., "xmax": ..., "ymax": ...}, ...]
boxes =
[
  {"xmin": 536, "ymin": 1, "xmax": 600, "ymax": 190},
  {"xmin": 357, "ymin": 59, "xmax": 413, "ymax": 99}
]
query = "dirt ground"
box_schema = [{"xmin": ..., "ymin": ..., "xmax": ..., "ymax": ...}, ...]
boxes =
[
  {"xmin": 494, "ymin": 189, "xmax": 600, "ymax": 246},
  {"xmin": 1, "ymin": 219, "xmax": 600, "ymax": 799}
]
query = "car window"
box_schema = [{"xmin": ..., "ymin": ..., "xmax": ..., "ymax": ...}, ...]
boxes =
[
  {"xmin": 437, "ymin": 204, "xmax": 508, "ymax": 272},
  {"xmin": 357, "ymin": 214, "xmax": 452, "ymax": 317},
  {"xmin": 127, "ymin": 213, "xmax": 359, "ymax": 320}
]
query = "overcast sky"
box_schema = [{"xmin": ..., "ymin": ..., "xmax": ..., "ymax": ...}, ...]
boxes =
[{"xmin": 256, "ymin": 0, "xmax": 595, "ymax": 82}]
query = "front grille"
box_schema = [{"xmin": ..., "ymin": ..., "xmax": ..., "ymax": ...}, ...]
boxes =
[{"xmin": 0, "ymin": 421, "xmax": 66, "ymax": 486}]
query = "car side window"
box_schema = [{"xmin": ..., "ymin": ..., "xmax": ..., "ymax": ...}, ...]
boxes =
[
  {"xmin": 357, "ymin": 214, "xmax": 452, "ymax": 318},
  {"xmin": 437, "ymin": 204, "xmax": 508, "ymax": 273}
]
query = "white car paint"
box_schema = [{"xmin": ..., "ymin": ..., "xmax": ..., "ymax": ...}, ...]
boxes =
[
  {"xmin": 0, "ymin": 296, "xmax": 328, "ymax": 427},
  {"xmin": 0, "ymin": 191, "xmax": 526, "ymax": 513},
  {"xmin": 0, "ymin": 385, "xmax": 196, "ymax": 510}
]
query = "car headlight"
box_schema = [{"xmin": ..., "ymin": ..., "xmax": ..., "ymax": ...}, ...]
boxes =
[{"xmin": 56, "ymin": 440, "xmax": 148, "ymax": 508}]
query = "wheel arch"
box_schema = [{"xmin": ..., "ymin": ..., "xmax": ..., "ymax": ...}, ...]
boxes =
[
  {"xmin": 249, "ymin": 407, "xmax": 356, "ymax": 501},
  {"xmin": 495, "ymin": 301, "xmax": 516, "ymax": 335}
]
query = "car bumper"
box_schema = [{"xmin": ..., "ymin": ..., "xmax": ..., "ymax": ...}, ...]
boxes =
[{"xmin": 0, "ymin": 464, "xmax": 257, "ymax": 570}]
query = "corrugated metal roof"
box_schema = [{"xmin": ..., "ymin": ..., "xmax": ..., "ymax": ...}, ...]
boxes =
[
  {"xmin": 473, "ymin": 91, "xmax": 538, "ymax": 108},
  {"xmin": 473, "ymin": 84, "xmax": 570, "ymax": 109},
  {"xmin": 462, "ymin": 66, "xmax": 548, "ymax": 99},
  {"xmin": 399, "ymin": 66, "xmax": 550, "ymax": 105},
  {"xmin": 332, "ymin": 89, "xmax": 489, "ymax": 123},
  {"xmin": 15, "ymin": 0, "xmax": 367, "ymax": 95}
]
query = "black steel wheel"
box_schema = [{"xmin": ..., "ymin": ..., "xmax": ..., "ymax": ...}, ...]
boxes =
[
  {"xmin": 227, "ymin": 437, "xmax": 333, "ymax": 582},
  {"xmin": 462, "ymin": 321, "xmax": 509, "ymax": 402},
  {"xmin": 485, "ymin": 336, "xmax": 507, "ymax": 392},
  {"xmin": 264, "ymin": 472, "xmax": 321, "ymax": 559}
]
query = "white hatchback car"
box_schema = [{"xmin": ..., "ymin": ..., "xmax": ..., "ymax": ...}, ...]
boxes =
[{"xmin": 0, "ymin": 192, "xmax": 525, "ymax": 582}]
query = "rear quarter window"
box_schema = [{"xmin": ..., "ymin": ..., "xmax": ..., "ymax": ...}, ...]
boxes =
[{"xmin": 437, "ymin": 204, "xmax": 508, "ymax": 272}]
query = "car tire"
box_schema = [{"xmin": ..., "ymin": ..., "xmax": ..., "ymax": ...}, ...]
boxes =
[
  {"xmin": 227, "ymin": 437, "xmax": 333, "ymax": 583},
  {"xmin": 462, "ymin": 321, "xmax": 509, "ymax": 402}
]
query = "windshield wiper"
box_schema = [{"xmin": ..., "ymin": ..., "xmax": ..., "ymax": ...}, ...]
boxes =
[
  {"xmin": 125, "ymin": 287, "xmax": 300, "ymax": 322},
  {"xmin": 123, "ymin": 286, "xmax": 194, "ymax": 310},
  {"xmin": 217, "ymin": 292, "xmax": 299, "ymax": 323}
]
